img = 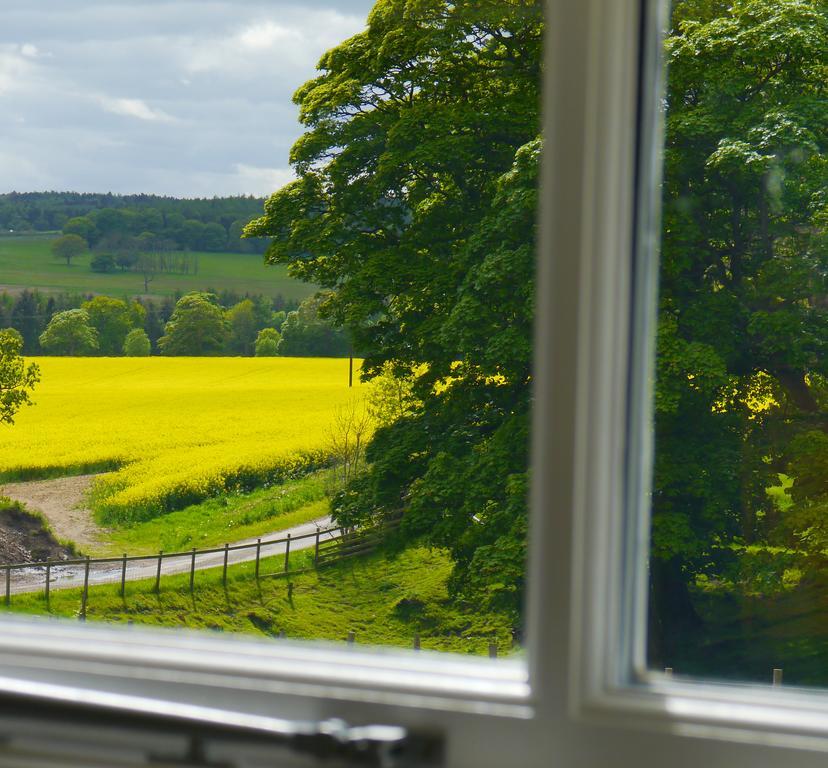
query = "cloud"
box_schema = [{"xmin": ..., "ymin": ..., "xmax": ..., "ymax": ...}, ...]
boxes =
[
  {"xmin": 99, "ymin": 96, "xmax": 178, "ymax": 123},
  {"xmin": 0, "ymin": 0, "xmax": 373, "ymax": 196},
  {"xmin": 234, "ymin": 164, "xmax": 295, "ymax": 195}
]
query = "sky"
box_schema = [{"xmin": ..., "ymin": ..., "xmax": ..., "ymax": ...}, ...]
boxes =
[{"xmin": 0, "ymin": 0, "xmax": 373, "ymax": 198}]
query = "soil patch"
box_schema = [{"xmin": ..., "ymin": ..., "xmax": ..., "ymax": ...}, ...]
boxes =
[
  {"xmin": 0, "ymin": 474, "xmax": 103, "ymax": 551},
  {"xmin": 0, "ymin": 502, "xmax": 76, "ymax": 564}
]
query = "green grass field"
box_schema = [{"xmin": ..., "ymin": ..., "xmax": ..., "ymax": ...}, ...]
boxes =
[
  {"xmin": 0, "ymin": 234, "xmax": 314, "ymax": 301},
  {"xmin": 5, "ymin": 546, "xmax": 515, "ymax": 655}
]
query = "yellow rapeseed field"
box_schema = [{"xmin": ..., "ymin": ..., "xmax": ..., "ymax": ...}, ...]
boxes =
[{"xmin": 0, "ymin": 357, "xmax": 363, "ymax": 523}]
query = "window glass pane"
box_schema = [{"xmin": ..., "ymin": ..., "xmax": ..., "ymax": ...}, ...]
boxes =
[
  {"xmin": 0, "ymin": 1, "xmax": 541, "ymax": 659},
  {"xmin": 649, "ymin": 0, "xmax": 828, "ymax": 685}
]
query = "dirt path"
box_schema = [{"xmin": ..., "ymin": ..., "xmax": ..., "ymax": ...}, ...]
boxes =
[{"xmin": 0, "ymin": 475, "xmax": 103, "ymax": 550}]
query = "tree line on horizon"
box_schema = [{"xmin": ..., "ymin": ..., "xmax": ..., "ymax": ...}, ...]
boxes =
[{"xmin": 0, "ymin": 192, "xmax": 268, "ymax": 255}]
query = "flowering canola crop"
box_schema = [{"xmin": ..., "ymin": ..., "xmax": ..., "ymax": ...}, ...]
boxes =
[{"xmin": 0, "ymin": 357, "xmax": 362, "ymax": 523}]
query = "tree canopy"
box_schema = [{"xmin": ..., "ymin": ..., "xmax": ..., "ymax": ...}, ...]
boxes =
[
  {"xmin": 247, "ymin": 0, "xmax": 543, "ymax": 624},
  {"xmin": 38, "ymin": 309, "xmax": 99, "ymax": 356},
  {"xmin": 157, "ymin": 293, "xmax": 228, "ymax": 356}
]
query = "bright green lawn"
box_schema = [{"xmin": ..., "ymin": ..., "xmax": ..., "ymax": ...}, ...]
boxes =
[
  {"xmin": 0, "ymin": 235, "xmax": 314, "ymax": 301},
  {"xmin": 90, "ymin": 471, "xmax": 334, "ymax": 557},
  {"xmin": 6, "ymin": 546, "xmax": 515, "ymax": 655}
]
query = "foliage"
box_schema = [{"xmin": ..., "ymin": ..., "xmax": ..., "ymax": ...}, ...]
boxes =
[
  {"xmin": 647, "ymin": 0, "xmax": 828, "ymax": 661},
  {"xmin": 0, "ymin": 329, "xmax": 39, "ymax": 426},
  {"xmin": 276, "ymin": 294, "xmax": 350, "ymax": 357},
  {"xmin": 157, "ymin": 292, "xmax": 228, "ymax": 356},
  {"xmin": 254, "ymin": 327, "xmax": 281, "ymax": 356},
  {"xmin": 38, "ymin": 309, "xmax": 98, "ymax": 355},
  {"xmin": 122, "ymin": 328, "xmax": 151, "ymax": 357},
  {"xmin": 247, "ymin": 0, "xmax": 543, "ymax": 624},
  {"xmin": 50, "ymin": 234, "xmax": 87, "ymax": 265},
  {"xmin": 0, "ymin": 357, "xmax": 363, "ymax": 522},
  {"xmin": 82, "ymin": 296, "xmax": 143, "ymax": 356},
  {"xmin": 226, "ymin": 299, "xmax": 259, "ymax": 355}
]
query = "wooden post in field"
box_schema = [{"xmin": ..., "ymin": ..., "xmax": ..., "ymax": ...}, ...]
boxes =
[
  {"xmin": 44, "ymin": 560, "xmax": 51, "ymax": 604},
  {"xmin": 413, "ymin": 634, "xmax": 420, "ymax": 651},
  {"xmin": 314, "ymin": 527, "xmax": 320, "ymax": 566},
  {"xmin": 284, "ymin": 534, "xmax": 291, "ymax": 573},
  {"xmin": 189, "ymin": 549, "xmax": 196, "ymax": 592},
  {"xmin": 255, "ymin": 538, "xmax": 262, "ymax": 580},
  {"xmin": 347, "ymin": 631, "xmax": 355, "ymax": 645},
  {"xmin": 222, "ymin": 543, "xmax": 229, "ymax": 586},
  {"xmin": 4, "ymin": 567, "xmax": 9, "ymax": 607},
  {"xmin": 120, "ymin": 554, "xmax": 127, "ymax": 597},
  {"xmin": 155, "ymin": 551, "xmax": 163, "ymax": 593},
  {"xmin": 488, "ymin": 643, "xmax": 497, "ymax": 659},
  {"xmin": 773, "ymin": 668, "xmax": 783, "ymax": 686},
  {"xmin": 80, "ymin": 556, "xmax": 90, "ymax": 620}
]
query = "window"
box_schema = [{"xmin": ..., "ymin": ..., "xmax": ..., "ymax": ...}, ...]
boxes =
[{"xmin": 0, "ymin": 1, "xmax": 827, "ymax": 766}]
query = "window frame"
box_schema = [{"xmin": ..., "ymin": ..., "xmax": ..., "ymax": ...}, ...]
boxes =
[{"xmin": 2, "ymin": 1, "xmax": 828, "ymax": 766}]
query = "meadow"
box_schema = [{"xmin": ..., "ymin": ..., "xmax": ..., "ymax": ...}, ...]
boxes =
[
  {"xmin": 0, "ymin": 357, "xmax": 364, "ymax": 525},
  {"xmin": 0, "ymin": 235, "xmax": 315, "ymax": 301}
]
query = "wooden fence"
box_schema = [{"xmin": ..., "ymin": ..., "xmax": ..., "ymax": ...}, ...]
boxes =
[{"xmin": 0, "ymin": 516, "xmax": 401, "ymax": 616}]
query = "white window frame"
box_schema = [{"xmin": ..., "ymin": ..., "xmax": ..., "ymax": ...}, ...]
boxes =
[{"xmin": 2, "ymin": 1, "xmax": 828, "ymax": 765}]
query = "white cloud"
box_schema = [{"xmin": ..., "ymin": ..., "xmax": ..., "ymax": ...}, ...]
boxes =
[
  {"xmin": 0, "ymin": 48, "xmax": 35, "ymax": 95},
  {"xmin": 238, "ymin": 21, "xmax": 299, "ymax": 51},
  {"xmin": 234, "ymin": 164, "xmax": 295, "ymax": 195},
  {"xmin": 20, "ymin": 43, "xmax": 38, "ymax": 57},
  {"xmin": 100, "ymin": 97, "xmax": 177, "ymax": 123}
]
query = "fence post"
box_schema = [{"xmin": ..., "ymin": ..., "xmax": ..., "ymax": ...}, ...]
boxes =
[
  {"xmin": 664, "ymin": 667, "xmax": 673, "ymax": 678},
  {"xmin": 80, "ymin": 556, "xmax": 90, "ymax": 620},
  {"xmin": 773, "ymin": 668, "xmax": 783, "ymax": 686},
  {"xmin": 284, "ymin": 534, "xmax": 291, "ymax": 573},
  {"xmin": 155, "ymin": 550, "xmax": 163, "ymax": 593},
  {"xmin": 346, "ymin": 631, "xmax": 355, "ymax": 645},
  {"xmin": 44, "ymin": 560, "xmax": 51, "ymax": 604},
  {"xmin": 120, "ymin": 554, "xmax": 127, "ymax": 597},
  {"xmin": 189, "ymin": 548, "xmax": 196, "ymax": 592},
  {"xmin": 314, "ymin": 527, "xmax": 320, "ymax": 566},
  {"xmin": 488, "ymin": 642, "xmax": 498, "ymax": 659},
  {"xmin": 255, "ymin": 538, "xmax": 262, "ymax": 580},
  {"xmin": 4, "ymin": 566, "xmax": 9, "ymax": 607},
  {"xmin": 413, "ymin": 634, "xmax": 420, "ymax": 651},
  {"xmin": 223, "ymin": 543, "xmax": 229, "ymax": 586}
]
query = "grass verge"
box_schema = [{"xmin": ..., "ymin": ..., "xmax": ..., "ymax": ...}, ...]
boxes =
[
  {"xmin": 4, "ymin": 546, "xmax": 515, "ymax": 656},
  {"xmin": 91, "ymin": 470, "xmax": 335, "ymax": 556}
]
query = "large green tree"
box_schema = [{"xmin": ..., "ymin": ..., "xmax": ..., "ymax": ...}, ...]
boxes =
[
  {"xmin": 39, "ymin": 309, "xmax": 99, "ymax": 356},
  {"xmin": 157, "ymin": 293, "xmax": 228, "ymax": 356},
  {"xmin": 247, "ymin": 0, "xmax": 543, "ymax": 624},
  {"xmin": 82, "ymin": 296, "xmax": 143, "ymax": 356}
]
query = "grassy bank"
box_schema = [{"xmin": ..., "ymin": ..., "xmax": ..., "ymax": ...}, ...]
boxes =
[
  {"xmin": 91, "ymin": 470, "xmax": 334, "ymax": 556},
  {"xmin": 5, "ymin": 546, "xmax": 515, "ymax": 656}
]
